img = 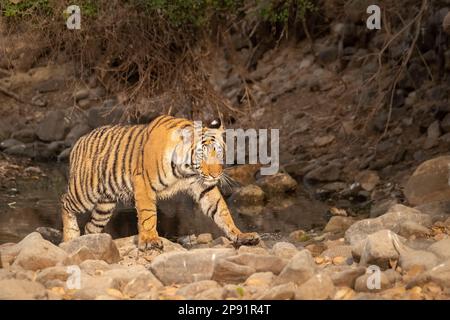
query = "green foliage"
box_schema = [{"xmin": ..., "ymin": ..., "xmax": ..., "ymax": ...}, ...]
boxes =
[
  {"xmin": 259, "ymin": 0, "xmax": 317, "ymax": 25},
  {"xmin": 0, "ymin": 0, "xmax": 51, "ymax": 17}
]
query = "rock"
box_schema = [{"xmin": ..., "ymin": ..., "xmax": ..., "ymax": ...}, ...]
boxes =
[
  {"xmin": 196, "ymin": 233, "xmax": 213, "ymax": 244},
  {"xmin": 150, "ymin": 248, "xmax": 235, "ymax": 285},
  {"xmin": 11, "ymin": 128, "xmax": 37, "ymax": 143},
  {"xmin": 36, "ymin": 266, "xmax": 70, "ymax": 288},
  {"xmin": 115, "ymin": 235, "xmax": 185, "ymax": 257},
  {"xmin": 226, "ymin": 253, "xmax": 287, "ymax": 274},
  {"xmin": 0, "ymin": 232, "xmax": 43, "ymax": 266},
  {"xmin": 122, "ymin": 273, "xmax": 163, "ymax": 297},
  {"xmin": 323, "ymin": 216, "xmax": 354, "ymax": 233},
  {"xmin": 229, "ymin": 185, "xmax": 265, "ymax": 206},
  {"xmin": 295, "ymin": 274, "xmax": 335, "ymax": 300},
  {"xmin": 35, "ymin": 227, "xmax": 62, "ymax": 245},
  {"xmin": 398, "ymin": 221, "xmax": 430, "ymax": 238},
  {"xmin": 443, "ymin": 11, "xmax": 450, "ymax": 34},
  {"xmin": 87, "ymin": 106, "xmax": 125, "ymax": 128},
  {"xmin": 57, "ymin": 148, "xmax": 71, "ymax": 162},
  {"xmin": 313, "ymin": 135, "xmax": 335, "ymax": 147},
  {"xmin": 289, "ymin": 229, "xmax": 311, "ymax": 242},
  {"xmin": 370, "ymin": 199, "xmax": 398, "ymax": 218},
  {"xmin": 255, "ymin": 173, "xmax": 297, "ymax": 196},
  {"xmin": 13, "ymin": 237, "xmax": 68, "ymax": 271},
  {"xmin": 275, "ymin": 250, "xmax": 316, "ymax": 286},
  {"xmin": 225, "ymin": 164, "xmax": 261, "ymax": 185},
  {"xmin": 35, "ymin": 78, "xmax": 65, "ymax": 93},
  {"xmin": 4, "ymin": 142, "xmax": 54, "ymax": 159},
  {"xmin": 423, "ymin": 259, "xmax": 450, "ymax": 288},
  {"xmin": 383, "ymin": 269, "xmax": 402, "ymax": 284},
  {"xmin": 305, "ymin": 163, "xmax": 341, "ymax": 182},
  {"xmin": 36, "ymin": 110, "xmax": 68, "ymax": 142},
  {"xmin": 238, "ymin": 245, "xmax": 269, "ymax": 256},
  {"xmin": 441, "ymin": 113, "xmax": 450, "ymax": 133},
  {"xmin": 358, "ymin": 230, "xmax": 401, "ymax": 269},
  {"xmin": 354, "ymin": 272, "xmax": 391, "ymax": 293},
  {"xmin": 176, "ymin": 280, "xmax": 220, "ymax": 298},
  {"xmin": 345, "ymin": 204, "xmax": 432, "ymax": 247},
  {"xmin": 65, "ymin": 123, "xmax": 91, "ymax": 146},
  {"xmin": 399, "ymin": 249, "xmax": 439, "ymax": 272},
  {"xmin": 429, "ymin": 239, "xmax": 450, "ymax": 260},
  {"xmin": 404, "ymin": 156, "xmax": 450, "ymax": 206},
  {"xmin": 244, "ymin": 272, "xmax": 274, "ymax": 288},
  {"xmin": 74, "ymin": 89, "xmax": 90, "ymax": 101},
  {"xmin": 324, "ymin": 266, "xmax": 366, "ymax": 287},
  {"xmin": 321, "ymin": 245, "xmax": 353, "ymax": 260},
  {"xmin": 60, "ymin": 234, "xmax": 120, "ymax": 264},
  {"xmin": 356, "ymin": 170, "xmax": 380, "ymax": 191},
  {"xmin": 78, "ymin": 259, "xmax": 111, "ymax": 275},
  {"xmin": 211, "ymin": 259, "xmax": 255, "ymax": 284},
  {"xmin": 271, "ymin": 242, "xmax": 298, "ymax": 260},
  {"xmin": 0, "ymin": 279, "xmax": 47, "ymax": 299},
  {"xmin": 255, "ymin": 282, "xmax": 296, "ymax": 300},
  {"xmin": 317, "ymin": 46, "xmax": 338, "ymax": 64},
  {"xmin": 195, "ymin": 287, "xmax": 224, "ymax": 300},
  {"xmin": 424, "ymin": 120, "xmax": 441, "ymax": 149},
  {"xmin": 0, "ymin": 138, "xmax": 22, "ymax": 150}
]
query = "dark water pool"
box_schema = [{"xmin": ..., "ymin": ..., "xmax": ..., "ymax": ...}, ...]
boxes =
[{"xmin": 0, "ymin": 164, "xmax": 329, "ymax": 244}]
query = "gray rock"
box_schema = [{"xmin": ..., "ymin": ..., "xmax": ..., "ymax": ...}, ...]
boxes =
[
  {"xmin": 424, "ymin": 120, "xmax": 441, "ymax": 149},
  {"xmin": 295, "ymin": 274, "xmax": 335, "ymax": 300},
  {"xmin": 321, "ymin": 245, "xmax": 353, "ymax": 260},
  {"xmin": 0, "ymin": 279, "xmax": 47, "ymax": 300},
  {"xmin": 60, "ymin": 234, "xmax": 120, "ymax": 264},
  {"xmin": 150, "ymin": 248, "xmax": 235, "ymax": 285},
  {"xmin": 255, "ymin": 173, "xmax": 297, "ymax": 196},
  {"xmin": 370, "ymin": 199, "xmax": 398, "ymax": 218},
  {"xmin": 383, "ymin": 269, "xmax": 402, "ymax": 284},
  {"xmin": 36, "ymin": 110, "xmax": 67, "ymax": 142},
  {"xmin": 194, "ymin": 287, "xmax": 224, "ymax": 300},
  {"xmin": 87, "ymin": 106, "xmax": 125, "ymax": 128},
  {"xmin": 0, "ymin": 233, "xmax": 43, "ymax": 266},
  {"xmin": 441, "ymin": 113, "xmax": 450, "ymax": 133},
  {"xmin": 317, "ymin": 46, "xmax": 338, "ymax": 64},
  {"xmin": 229, "ymin": 185, "xmax": 265, "ymax": 206},
  {"xmin": 275, "ymin": 250, "xmax": 316, "ymax": 285},
  {"xmin": 78, "ymin": 259, "xmax": 111, "ymax": 275},
  {"xmin": 65, "ymin": 123, "xmax": 91, "ymax": 146},
  {"xmin": 74, "ymin": 89, "xmax": 90, "ymax": 101},
  {"xmin": 323, "ymin": 216, "xmax": 354, "ymax": 233},
  {"xmin": 271, "ymin": 242, "xmax": 298, "ymax": 260},
  {"xmin": 11, "ymin": 128, "xmax": 36, "ymax": 143},
  {"xmin": 345, "ymin": 204, "xmax": 432, "ymax": 247},
  {"xmin": 429, "ymin": 239, "xmax": 450, "ymax": 260},
  {"xmin": 211, "ymin": 259, "xmax": 255, "ymax": 284},
  {"xmin": 57, "ymin": 148, "xmax": 71, "ymax": 162},
  {"xmin": 0, "ymin": 138, "xmax": 22, "ymax": 150},
  {"xmin": 176, "ymin": 280, "xmax": 220, "ymax": 298}
]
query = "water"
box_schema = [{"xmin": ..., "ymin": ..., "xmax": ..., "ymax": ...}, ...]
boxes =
[{"xmin": 0, "ymin": 164, "xmax": 329, "ymax": 244}]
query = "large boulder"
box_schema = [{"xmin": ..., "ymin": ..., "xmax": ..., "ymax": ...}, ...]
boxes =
[
  {"xmin": 149, "ymin": 248, "xmax": 235, "ymax": 285},
  {"xmin": 60, "ymin": 234, "xmax": 120, "ymax": 265},
  {"xmin": 404, "ymin": 156, "xmax": 450, "ymax": 206},
  {"xmin": 275, "ymin": 250, "xmax": 316, "ymax": 286}
]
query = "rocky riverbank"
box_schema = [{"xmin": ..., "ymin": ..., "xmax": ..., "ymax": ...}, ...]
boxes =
[{"xmin": 1, "ymin": 199, "xmax": 449, "ymax": 300}]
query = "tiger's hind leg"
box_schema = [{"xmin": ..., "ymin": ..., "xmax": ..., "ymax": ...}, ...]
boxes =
[{"xmin": 84, "ymin": 201, "xmax": 116, "ymax": 235}]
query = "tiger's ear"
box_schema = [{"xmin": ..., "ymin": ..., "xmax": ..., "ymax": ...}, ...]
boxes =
[{"xmin": 209, "ymin": 118, "xmax": 222, "ymax": 129}]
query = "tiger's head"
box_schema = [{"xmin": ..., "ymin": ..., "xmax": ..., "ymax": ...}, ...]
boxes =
[{"xmin": 172, "ymin": 118, "xmax": 225, "ymax": 186}]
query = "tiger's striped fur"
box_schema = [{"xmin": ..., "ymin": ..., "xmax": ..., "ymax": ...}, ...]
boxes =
[{"xmin": 61, "ymin": 115, "xmax": 260, "ymax": 250}]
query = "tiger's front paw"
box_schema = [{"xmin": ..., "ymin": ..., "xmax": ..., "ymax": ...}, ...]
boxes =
[
  {"xmin": 138, "ymin": 236, "xmax": 164, "ymax": 252},
  {"xmin": 234, "ymin": 232, "xmax": 260, "ymax": 246}
]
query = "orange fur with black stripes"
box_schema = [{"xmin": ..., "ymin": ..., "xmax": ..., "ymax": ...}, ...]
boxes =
[{"xmin": 61, "ymin": 115, "xmax": 260, "ymax": 250}]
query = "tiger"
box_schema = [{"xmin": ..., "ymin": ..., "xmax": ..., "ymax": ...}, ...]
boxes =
[{"xmin": 61, "ymin": 114, "xmax": 260, "ymax": 250}]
